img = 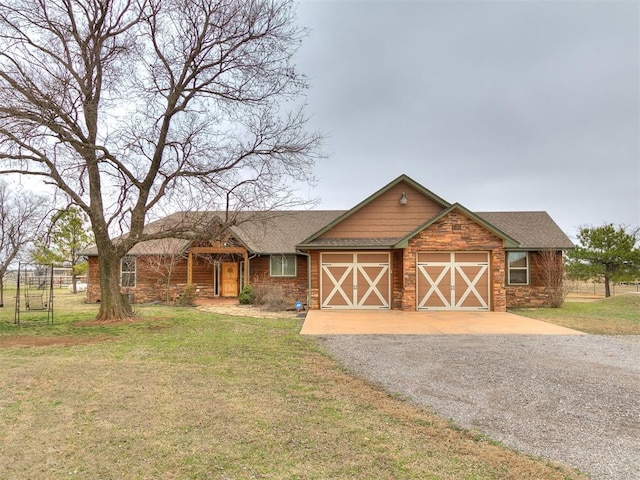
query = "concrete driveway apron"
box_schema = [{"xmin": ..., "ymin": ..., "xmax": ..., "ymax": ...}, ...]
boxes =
[{"xmin": 300, "ymin": 310, "xmax": 584, "ymax": 335}]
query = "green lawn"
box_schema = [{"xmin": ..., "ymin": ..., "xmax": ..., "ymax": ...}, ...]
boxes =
[
  {"xmin": 0, "ymin": 292, "xmax": 587, "ymax": 480},
  {"xmin": 511, "ymin": 294, "xmax": 640, "ymax": 335}
]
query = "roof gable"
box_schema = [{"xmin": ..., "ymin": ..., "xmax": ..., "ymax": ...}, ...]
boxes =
[
  {"xmin": 300, "ymin": 174, "xmax": 451, "ymax": 245},
  {"xmin": 394, "ymin": 203, "xmax": 521, "ymax": 249}
]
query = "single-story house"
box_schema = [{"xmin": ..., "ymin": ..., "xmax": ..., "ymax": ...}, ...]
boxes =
[{"xmin": 83, "ymin": 175, "xmax": 574, "ymax": 311}]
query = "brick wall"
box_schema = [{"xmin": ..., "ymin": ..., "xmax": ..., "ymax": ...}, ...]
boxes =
[
  {"xmin": 86, "ymin": 256, "xmax": 100, "ymax": 303},
  {"xmin": 249, "ymin": 255, "xmax": 309, "ymax": 306},
  {"xmin": 309, "ymin": 251, "xmax": 320, "ymax": 309},
  {"xmin": 87, "ymin": 255, "xmax": 191, "ymax": 304},
  {"xmin": 88, "ymin": 254, "xmax": 310, "ymax": 305}
]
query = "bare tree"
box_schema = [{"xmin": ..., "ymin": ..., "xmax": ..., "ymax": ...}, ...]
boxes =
[
  {"xmin": 0, "ymin": 181, "xmax": 47, "ymax": 306},
  {"xmin": 138, "ymin": 238, "xmax": 187, "ymax": 303},
  {"xmin": 533, "ymin": 249, "xmax": 568, "ymax": 308},
  {"xmin": 0, "ymin": 0, "xmax": 321, "ymax": 320}
]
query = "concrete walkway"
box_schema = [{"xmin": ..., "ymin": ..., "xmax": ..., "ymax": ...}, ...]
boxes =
[{"xmin": 300, "ymin": 310, "xmax": 585, "ymax": 335}]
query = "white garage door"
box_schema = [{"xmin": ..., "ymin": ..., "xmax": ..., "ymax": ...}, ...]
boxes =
[
  {"xmin": 321, "ymin": 252, "xmax": 390, "ymax": 309},
  {"xmin": 417, "ymin": 251, "xmax": 490, "ymax": 311}
]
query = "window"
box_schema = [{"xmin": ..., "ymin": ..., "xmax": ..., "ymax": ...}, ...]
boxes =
[
  {"xmin": 270, "ymin": 254, "xmax": 296, "ymax": 277},
  {"xmin": 121, "ymin": 256, "xmax": 137, "ymax": 287},
  {"xmin": 507, "ymin": 252, "xmax": 529, "ymax": 285}
]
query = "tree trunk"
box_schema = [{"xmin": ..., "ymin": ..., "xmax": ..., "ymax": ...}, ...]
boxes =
[
  {"xmin": 165, "ymin": 270, "xmax": 172, "ymax": 304},
  {"xmin": 70, "ymin": 259, "xmax": 78, "ymax": 294},
  {"xmin": 604, "ymin": 275, "xmax": 611, "ymax": 297},
  {"xmin": 0, "ymin": 276, "xmax": 4, "ymax": 307},
  {"xmin": 71, "ymin": 272, "xmax": 78, "ymax": 294},
  {"xmin": 95, "ymin": 251, "xmax": 133, "ymax": 321}
]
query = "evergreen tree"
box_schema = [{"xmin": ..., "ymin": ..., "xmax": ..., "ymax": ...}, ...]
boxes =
[
  {"xmin": 33, "ymin": 208, "xmax": 94, "ymax": 293},
  {"xmin": 566, "ymin": 224, "xmax": 640, "ymax": 297}
]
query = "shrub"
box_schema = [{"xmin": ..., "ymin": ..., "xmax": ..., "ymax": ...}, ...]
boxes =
[
  {"xmin": 175, "ymin": 284, "xmax": 197, "ymax": 306},
  {"xmin": 251, "ymin": 273, "xmax": 292, "ymax": 311},
  {"xmin": 238, "ymin": 285, "xmax": 256, "ymax": 305}
]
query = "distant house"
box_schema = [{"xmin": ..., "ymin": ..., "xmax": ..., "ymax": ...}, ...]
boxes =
[{"xmin": 82, "ymin": 175, "xmax": 573, "ymax": 311}]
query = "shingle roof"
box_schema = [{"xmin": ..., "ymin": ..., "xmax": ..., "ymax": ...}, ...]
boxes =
[
  {"xmin": 81, "ymin": 208, "xmax": 572, "ymax": 257},
  {"xmin": 476, "ymin": 211, "xmax": 574, "ymax": 249},
  {"xmin": 82, "ymin": 210, "xmax": 346, "ymax": 256},
  {"xmin": 228, "ymin": 210, "xmax": 345, "ymax": 253}
]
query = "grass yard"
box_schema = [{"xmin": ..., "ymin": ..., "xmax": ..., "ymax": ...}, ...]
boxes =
[
  {"xmin": 0, "ymin": 292, "xmax": 587, "ymax": 480},
  {"xmin": 512, "ymin": 294, "xmax": 640, "ymax": 335}
]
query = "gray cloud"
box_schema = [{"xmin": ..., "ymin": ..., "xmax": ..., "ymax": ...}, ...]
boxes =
[{"xmin": 294, "ymin": 0, "xmax": 639, "ymax": 236}]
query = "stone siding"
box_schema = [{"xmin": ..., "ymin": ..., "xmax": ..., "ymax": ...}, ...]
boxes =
[
  {"xmin": 506, "ymin": 285, "xmax": 550, "ymax": 307},
  {"xmin": 402, "ymin": 210, "xmax": 507, "ymax": 312},
  {"xmin": 506, "ymin": 250, "xmax": 565, "ymax": 308}
]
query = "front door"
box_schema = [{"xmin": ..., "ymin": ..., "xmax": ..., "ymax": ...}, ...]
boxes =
[{"xmin": 221, "ymin": 262, "xmax": 239, "ymax": 297}]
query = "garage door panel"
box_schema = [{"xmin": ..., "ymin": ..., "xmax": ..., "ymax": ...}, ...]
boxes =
[
  {"xmin": 418, "ymin": 252, "xmax": 450, "ymax": 263},
  {"xmin": 417, "ymin": 264, "xmax": 452, "ymax": 309},
  {"xmin": 321, "ymin": 264, "xmax": 354, "ymax": 307},
  {"xmin": 357, "ymin": 264, "xmax": 390, "ymax": 307},
  {"xmin": 418, "ymin": 252, "xmax": 490, "ymax": 311},
  {"xmin": 322, "ymin": 253, "xmax": 354, "ymax": 263},
  {"xmin": 455, "ymin": 252, "xmax": 489, "ymax": 263},
  {"xmin": 321, "ymin": 252, "xmax": 390, "ymax": 309},
  {"xmin": 358, "ymin": 252, "xmax": 389, "ymax": 263}
]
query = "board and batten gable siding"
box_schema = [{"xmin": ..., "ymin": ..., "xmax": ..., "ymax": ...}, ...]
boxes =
[
  {"xmin": 318, "ymin": 182, "xmax": 445, "ymax": 239},
  {"xmin": 402, "ymin": 209, "xmax": 507, "ymax": 312}
]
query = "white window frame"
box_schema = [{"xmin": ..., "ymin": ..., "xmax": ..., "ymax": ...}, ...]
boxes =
[
  {"xmin": 269, "ymin": 254, "xmax": 297, "ymax": 277},
  {"xmin": 120, "ymin": 255, "xmax": 137, "ymax": 287},
  {"xmin": 507, "ymin": 251, "xmax": 529, "ymax": 285}
]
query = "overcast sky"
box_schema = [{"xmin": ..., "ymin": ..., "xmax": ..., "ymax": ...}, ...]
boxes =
[{"xmin": 293, "ymin": 0, "xmax": 640, "ymax": 238}]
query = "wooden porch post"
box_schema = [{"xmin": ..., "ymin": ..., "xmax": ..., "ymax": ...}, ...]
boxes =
[
  {"xmin": 243, "ymin": 251, "xmax": 249, "ymax": 287},
  {"xmin": 187, "ymin": 252, "xmax": 193, "ymax": 284}
]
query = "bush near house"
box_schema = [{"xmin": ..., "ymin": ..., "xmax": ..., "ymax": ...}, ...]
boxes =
[{"xmin": 238, "ymin": 284, "xmax": 256, "ymax": 305}]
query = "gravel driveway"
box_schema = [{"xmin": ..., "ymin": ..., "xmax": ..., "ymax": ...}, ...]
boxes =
[{"xmin": 317, "ymin": 334, "xmax": 640, "ymax": 480}]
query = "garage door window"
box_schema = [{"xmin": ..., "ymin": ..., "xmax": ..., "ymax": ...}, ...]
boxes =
[{"xmin": 507, "ymin": 252, "xmax": 529, "ymax": 285}]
